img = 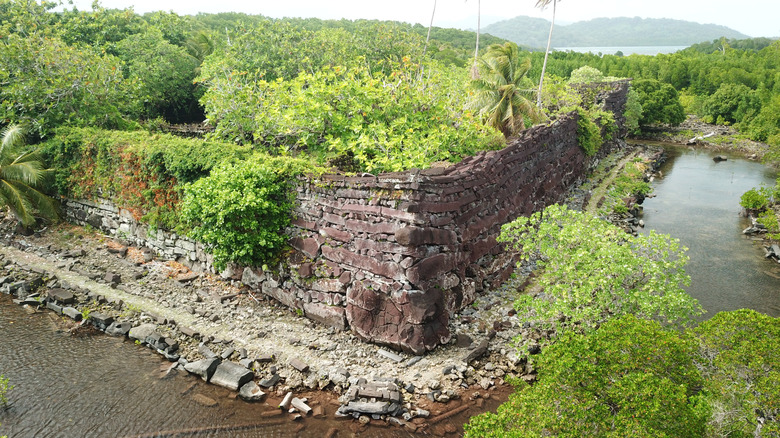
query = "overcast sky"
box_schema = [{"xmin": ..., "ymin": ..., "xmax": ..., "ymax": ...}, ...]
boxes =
[{"xmin": 66, "ymin": 0, "xmax": 779, "ymax": 38}]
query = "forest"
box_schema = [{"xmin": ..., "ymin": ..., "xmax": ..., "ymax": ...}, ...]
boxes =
[{"xmin": 1, "ymin": 2, "xmax": 779, "ymax": 436}]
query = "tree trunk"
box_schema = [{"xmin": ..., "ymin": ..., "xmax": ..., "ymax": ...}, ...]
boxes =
[
  {"xmin": 422, "ymin": 0, "xmax": 437, "ymax": 58},
  {"xmin": 536, "ymin": 0, "xmax": 556, "ymax": 108},
  {"xmin": 471, "ymin": 0, "xmax": 481, "ymax": 79}
]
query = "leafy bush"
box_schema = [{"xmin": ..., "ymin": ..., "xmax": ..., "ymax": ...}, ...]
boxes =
[
  {"xmin": 623, "ymin": 88, "xmax": 643, "ymax": 135},
  {"xmin": 632, "ymin": 79, "xmax": 686, "ymax": 127},
  {"xmin": 498, "ymin": 204, "xmax": 701, "ymax": 335},
  {"xmin": 0, "ymin": 34, "xmax": 131, "ymax": 136},
  {"xmin": 180, "ymin": 154, "xmax": 323, "ymax": 271},
  {"xmin": 740, "ymin": 187, "xmax": 770, "ymax": 212},
  {"xmin": 694, "ymin": 309, "xmax": 780, "ymax": 437},
  {"xmin": 464, "ymin": 315, "xmax": 709, "ymax": 438},
  {"xmin": 701, "ymin": 83, "xmax": 761, "ymax": 127},
  {"xmin": 561, "ymin": 106, "xmax": 616, "ymax": 157}
]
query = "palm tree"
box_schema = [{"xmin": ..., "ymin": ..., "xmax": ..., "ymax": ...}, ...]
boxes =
[
  {"xmin": 535, "ymin": 0, "xmax": 557, "ymax": 108},
  {"xmin": 422, "ymin": 0, "xmax": 437, "ymax": 58},
  {"xmin": 0, "ymin": 124, "xmax": 58, "ymax": 228},
  {"xmin": 468, "ymin": 42, "xmax": 544, "ymax": 138}
]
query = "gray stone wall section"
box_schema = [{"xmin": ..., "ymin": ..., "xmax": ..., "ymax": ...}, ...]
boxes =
[{"xmin": 61, "ymin": 81, "xmax": 630, "ymax": 355}]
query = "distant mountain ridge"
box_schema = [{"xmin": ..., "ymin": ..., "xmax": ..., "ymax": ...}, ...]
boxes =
[{"xmin": 483, "ymin": 16, "xmax": 749, "ymax": 48}]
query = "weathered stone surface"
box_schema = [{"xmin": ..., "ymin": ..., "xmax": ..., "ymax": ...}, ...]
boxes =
[
  {"xmin": 62, "ymin": 306, "xmax": 82, "ymax": 321},
  {"xmin": 184, "ymin": 358, "xmax": 220, "ymax": 382},
  {"xmin": 258, "ymin": 374, "xmax": 281, "ymax": 388},
  {"xmin": 210, "ymin": 361, "xmax": 253, "ymax": 391},
  {"xmin": 105, "ymin": 321, "xmax": 132, "ymax": 337},
  {"xmin": 88, "ymin": 312, "xmax": 114, "ymax": 330},
  {"xmin": 303, "ymin": 302, "xmax": 346, "ymax": 331},
  {"xmin": 346, "ymin": 282, "xmax": 449, "ymax": 354},
  {"xmin": 128, "ymin": 323, "xmax": 157, "ymax": 343},
  {"xmin": 104, "ymin": 272, "xmax": 121, "ymax": 286},
  {"xmin": 241, "ymin": 267, "xmax": 263, "ymax": 289},
  {"xmin": 463, "ymin": 339, "xmax": 489, "ymax": 363},
  {"xmin": 291, "ymin": 397, "xmax": 312, "ymax": 415},
  {"xmin": 289, "ymin": 358, "xmax": 309, "ymax": 373},
  {"xmin": 395, "ymin": 227, "xmax": 457, "ymax": 247},
  {"xmin": 239, "ymin": 381, "xmax": 266, "ymax": 402},
  {"xmin": 48, "ymin": 288, "xmax": 75, "ymax": 304}
]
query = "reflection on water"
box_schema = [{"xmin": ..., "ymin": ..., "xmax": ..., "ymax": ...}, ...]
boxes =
[{"xmin": 639, "ymin": 145, "xmax": 780, "ymax": 317}]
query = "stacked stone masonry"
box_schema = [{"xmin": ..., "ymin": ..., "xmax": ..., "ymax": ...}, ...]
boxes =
[{"xmin": 63, "ymin": 81, "xmax": 630, "ymax": 355}]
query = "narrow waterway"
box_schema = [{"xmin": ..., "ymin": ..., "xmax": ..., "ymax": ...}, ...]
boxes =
[{"xmin": 639, "ymin": 144, "xmax": 780, "ymax": 317}]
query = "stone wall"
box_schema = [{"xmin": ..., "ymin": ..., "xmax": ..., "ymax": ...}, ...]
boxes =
[{"xmin": 63, "ymin": 81, "xmax": 630, "ymax": 355}]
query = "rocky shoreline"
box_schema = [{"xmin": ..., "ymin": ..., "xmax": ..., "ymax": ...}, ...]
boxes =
[{"xmin": 0, "ymin": 214, "xmax": 537, "ymax": 435}]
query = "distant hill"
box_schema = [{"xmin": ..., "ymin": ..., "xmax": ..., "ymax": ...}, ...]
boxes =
[{"xmin": 483, "ymin": 16, "xmax": 749, "ymax": 48}]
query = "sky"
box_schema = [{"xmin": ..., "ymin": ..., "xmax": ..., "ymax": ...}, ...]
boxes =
[{"xmin": 65, "ymin": 0, "xmax": 780, "ymax": 38}]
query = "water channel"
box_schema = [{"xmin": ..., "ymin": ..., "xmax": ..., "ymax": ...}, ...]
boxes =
[
  {"xmin": 1, "ymin": 144, "xmax": 779, "ymax": 437},
  {"xmin": 639, "ymin": 144, "xmax": 780, "ymax": 317}
]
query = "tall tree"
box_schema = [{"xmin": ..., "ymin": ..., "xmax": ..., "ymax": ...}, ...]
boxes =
[
  {"xmin": 535, "ymin": 0, "xmax": 557, "ymax": 108},
  {"xmin": 468, "ymin": 0, "xmax": 481, "ymax": 79},
  {"xmin": 468, "ymin": 42, "xmax": 543, "ymax": 138},
  {"xmin": 0, "ymin": 124, "xmax": 58, "ymax": 228}
]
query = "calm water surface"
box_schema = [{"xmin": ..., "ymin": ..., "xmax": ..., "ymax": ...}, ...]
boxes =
[{"xmin": 639, "ymin": 144, "xmax": 780, "ymax": 318}]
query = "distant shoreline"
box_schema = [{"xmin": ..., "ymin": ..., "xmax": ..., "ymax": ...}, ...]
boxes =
[{"xmin": 554, "ymin": 46, "xmax": 688, "ymax": 56}]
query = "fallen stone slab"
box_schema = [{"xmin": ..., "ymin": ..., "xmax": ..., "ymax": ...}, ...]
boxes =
[
  {"xmin": 337, "ymin": 400, "xmax": 401, "ymax": 417},
  {"xmin": 291, "ymin": 397, "xmax": 312, "ymax": 415},
  {"xmin": 46, "ymin": 301, "xmax": 62, "ymax": 314},
  {"xmin": 377, "ymin": 349, "xmax": 403, "ymax": 362},
  {"xmin": 279, "ymin": 392, "xmax": 294, "ymax": 410},
  {"xmin": 238, "ymin": 381, "xmax": 266, "ymax": 402},
  {"xmin": 258, "ymin": 374, "xmax": 281, "ymax": 388},
  {"xmin": 48, "ymin": 288, "xmax": 75, "ymax": 305},
  {"xmin": 88, "ymin": 312, "xmax": 114, "ymax": 330},
  {"xmin": 210, "ymin": 361, "xmax": 253, "ymax": 391},
  {"xmin": 104, "ymin": 272, "xmax": 121, "ymax": 286},
  {"xmin": 184, "ymin": 357, "xmax": 220, "ymax": 382},
  {"xmin": 128, "ymin": 323, "xmax": 158, "ymax": 343},
  {"xmin": 179, "ymin": 326, "xmax": 200, "ymax": 338},
  {"xmin": 62, "ymin": 307, "xmax": 83, "ymax": 321},
  {"xmin": 176, "ymin": 272, "xmax": 199, "ymax": 283},
  {"xmin": 198, "ymin": 343, "xmax": 218, "ymax": 359},
  {"xmin": 105, "ymin": 321, "xmax": 133, "ymax": 337},
  {"xmin": 463, "ymin": 339, "xmax": 489, "ymax": 364},
  {"xmin": 289, "ymin": 358, "xmax": 309, "ymax": 373}
]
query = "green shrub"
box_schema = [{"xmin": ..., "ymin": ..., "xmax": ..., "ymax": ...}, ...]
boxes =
[
  {"xmin": 498, "ymin": 204, "xmax": 701, "ymax": 336},
  {"xmin": 694, "ymin": 309, "xmax": 780, "ymax": 437},
  {"xmin": 180, "ymin": 153, "xmax": 322, "ymax": 271},
  {"xmin": 740, "ymin": 187, "xmax": 770, "ymax": 212},
  {"xmin": 464, "ymin": 315, "xmax": 709, "ymax": 438}
]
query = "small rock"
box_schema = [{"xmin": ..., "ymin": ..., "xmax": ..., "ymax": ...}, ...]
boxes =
[
  {"xmin": 191, "ymin": 393, "xmax": 217, "ymax": 407},
  {"xmin": 238, "ymin": 381, "xmax": 266, "ymax": 402},
  {"xmin": 289, "ymin": 358, "xmax": 309, "ymax": 373}
]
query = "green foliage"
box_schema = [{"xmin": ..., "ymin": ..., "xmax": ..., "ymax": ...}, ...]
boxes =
[
  {"xmin": 41, "ymin": 127, "xmax": 249, "ymax": 229},
  {"xmin": 468, "ymin": 42, "xmax": 543, "ymax": 138},
  {"xmin": 559, "ymin": 106, "xmax": 615, "ymax": 157},
  {"xmin": 624, "ymin": 88, "xmax": 643, "ymax": 134},
  {"xmin": 739, "ymin": 187, "xmax": 770, "ymax": 212},
  {"xmin": 0, "ymin": 373, "xmax": 11, "ymax": 408},
  {"xmin": 114, "ymin": 30, "xmax": 201, "ymax": 122},
  {"xmin": 694, "ymin": 309, "xmax": 780, "ymax": 437},
  {"xmin": 464, "ymin": 315, "xmax": 709, "ymax": 438},
  {"xmin": 498, "ymin": 204, "xmax": 701, "ymax": 334},
  {"xmin": 701, "ymin": 83, "xmax": 761, "ymax": 126},
  {"xmin": 757, "ymin": 210, "xmax": 780, "ymax": 240},
  {"xmin": 180, "ymin": 154, "xmax": 322, "ymax": 271},
  {"xmin": 0, "ymin": 33, "xmax": 131, "ymax": 136},
  {"xmin": 0, "ymin": 124, "xmax": 58, "ymax": 227},
  {"xmin": 631, "ymin": 79, "xmax": 686, "ymax": 127}
]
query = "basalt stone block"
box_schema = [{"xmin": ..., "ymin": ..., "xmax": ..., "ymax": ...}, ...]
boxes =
[
  {"xmin": 210, "ymin": 361, "xmax": 253, "ymax": 391},
  {"xmin": 128, "ymin": 323, "xmax": 157, "ymax": 343},
  {"xmin": 346, "ymin": 282, "xmax": 449, "ymax": 355},
  {"xmin": 48, "ymin": 288, "xmax": 75, "ymax": 305},
  {"xmin": 184, "ymin": 357, "xmax": 220, "ymax": 382},
  {"xmin": 88, "ymin": 312, "xmax": 114, "ymax": 330},
  {"xmin": 105, "ymin": 321, "xmax": 133, "ymax": 337},
  {"xmin": 239, "ymin": 381, "xmax": 266, "ymax": 402},
  {"xmin": 395, "ymin": 227, "xmax": 457, "ymax": 247},
  {"xmin": 62, "ymin": 306, "xmax": 83, "ymax": 321},
  {"xmin": 303, "ymin": 302, "xmax": 347, "ymax": 331}
]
